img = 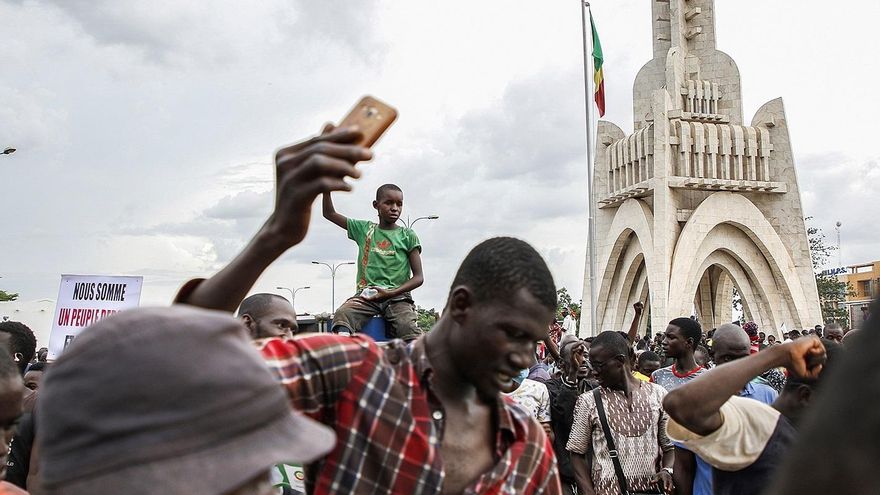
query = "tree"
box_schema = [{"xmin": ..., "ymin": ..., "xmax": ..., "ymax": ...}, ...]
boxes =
[
  {"xmin": 806, "ymin": 217, "xmax": 852, "ymax": 326},
  {"xmin": 415, "ymin": 305, "xmax": 439, "ymax": 333},
  {"xmin": 0, "ymin": 290, "xmax": 18, "ymax": 302},
  {"xmin": 556, "ymin": 287, "xmax": 582, "ymax": 324}
]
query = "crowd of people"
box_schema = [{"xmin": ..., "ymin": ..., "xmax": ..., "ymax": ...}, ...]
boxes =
[{"xmin": 0, "ymin": 124, "xmax": 877, "ymax": 494}]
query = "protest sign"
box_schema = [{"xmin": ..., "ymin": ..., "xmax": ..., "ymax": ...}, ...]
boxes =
[
  {"xmin": 48, "ymin": 274, "xmax": 143, "ymax": 359},
  {"xmin": 273, "ymin": 464, "xmax": 306, "ymax": 493}
]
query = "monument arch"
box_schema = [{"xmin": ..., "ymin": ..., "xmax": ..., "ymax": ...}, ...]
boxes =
[{"xmin": 581, "ymin": 0, "xmax": 822, "ymax": 337}]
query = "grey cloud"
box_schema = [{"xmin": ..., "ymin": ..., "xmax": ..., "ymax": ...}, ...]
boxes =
[
  {"xmin": 374, "ymin": 69, "xmax": 590, "ymax": 251},
  {"xmin": 205, "ymin": 190, "xmax": 271, "ymax": 220},
  {"xmin": 291, "ymin": 1, "xmax": 387, "ymax": 62},
  {"xmin": 798, "ymin": 153, "xmax": 879, "ymax": 266},
  {"xmin": 297, "ymin": 72, "xmax": 596, "ymax": 307},
  {"xmin": 135, "ymin": 192, "xmax": 356, "ymax": 270},
  {"xmin": 456, "ymin": 71, "xmax": 586, "ymax": 184},
  {"xmin": 5, "ymin": 0, "xmax": 873, "ymax": 316},
  {"xmin": 0, "ymin": 86, "xmax": 68, "ymax": 150},
  {"xmin": 370, "ymin": 68, "xmax": 598, "ymax": 274},
  {"xmin": 41, "ymin": 0, "xmax": 385, "ymax": 68}
]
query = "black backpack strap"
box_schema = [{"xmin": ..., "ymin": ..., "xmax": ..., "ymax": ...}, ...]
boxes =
[{"xmin": 593, "ymin": 388, "xmax": 630, "ymax": 495}]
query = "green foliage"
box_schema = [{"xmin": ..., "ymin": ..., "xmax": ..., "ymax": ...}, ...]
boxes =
[
  {"xmin": 806, "ymin": 217, "xmax": 853, "ymax": 326},
  {"xmin": 556, "ymin": 287, "xmax": 582, "ymax": 323},
  {"xmin": 415, "ymin": 305, "xmax": 439, "ymax": 332},
  {"xmin": 0, "ymin": 290, "xmax": 18, "ymax": 302}
]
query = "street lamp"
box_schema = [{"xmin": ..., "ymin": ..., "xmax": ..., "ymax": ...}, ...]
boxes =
[
  {"xmin": 312, "ymin": 261, "xmax": 355, "ymax": 313},
  {"xmin": 276, "ymin": 286, "xmax": 310, "ymax": 311},
  {"xmin": 401, "ymin": 215, "xmax": 439, "ymax": 229},
  {"xmin": 835, "ymin": 221, "xmax": 842, "ymax": 267},
  {"xmin": 2, "ymin": 148, "xmax": 15, "ymax": 155}
]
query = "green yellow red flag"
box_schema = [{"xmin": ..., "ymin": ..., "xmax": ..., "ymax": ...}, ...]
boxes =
[{"xmin": 590, "ymin": 11, "xmax": 605, "ymax": 117}]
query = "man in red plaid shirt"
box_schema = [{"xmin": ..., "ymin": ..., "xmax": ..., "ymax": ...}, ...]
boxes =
[{"xmin": 177, "ymin": 124, "xmax": 561, "ymax": 494}]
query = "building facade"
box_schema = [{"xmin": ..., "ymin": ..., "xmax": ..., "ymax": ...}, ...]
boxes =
[{"xmin": 836, "ymin": 261, "xmax": 879, "ymax": 329}]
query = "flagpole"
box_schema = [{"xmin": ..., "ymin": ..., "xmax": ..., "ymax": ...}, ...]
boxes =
[{"xmin": 581, "ymin": 1, "xmax": 599, "ymax": 336}]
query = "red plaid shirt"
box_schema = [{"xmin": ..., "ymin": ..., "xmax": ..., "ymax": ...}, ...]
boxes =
[{"xmin": 257, "ymin": 333, "xmax": 561, "ymax": 494}]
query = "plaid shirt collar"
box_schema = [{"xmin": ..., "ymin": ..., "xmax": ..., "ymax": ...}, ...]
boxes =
[
  {"xmin": 408, "ymin": 337, "xmax": 518, "ymax": 453},
  {"xmin": 256, "ymin": 332, "xmax": 559, "ymax": 494}
]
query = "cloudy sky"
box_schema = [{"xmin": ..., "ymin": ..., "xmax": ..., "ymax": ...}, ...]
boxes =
[{"xmin": 1, "ymin": 0, "xmax": 878, "ymax": 321}]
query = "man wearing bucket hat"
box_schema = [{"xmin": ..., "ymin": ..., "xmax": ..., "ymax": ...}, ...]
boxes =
[{"xmin": 36, "ymin": 306, "xmax": 336, "ymax": 494}]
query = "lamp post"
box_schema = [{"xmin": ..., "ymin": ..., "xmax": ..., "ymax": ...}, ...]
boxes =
[
  {"xmin": 312, "ymin": 261, "xmax": 355, "ymax": 313},
  {"xmin": 276, "ymin": 286, "xmax": 310, "ymax": 311},
  {"xmin": 401, "ymin": 215, "xmax": 439, "ymax": 229},
  {"xmin": 2, "ymin": 148, "xmax": 15, "ymax": 156},
  {"xmin": 835, "ymin": 221, "xmax": 842, "ymax": 267}
]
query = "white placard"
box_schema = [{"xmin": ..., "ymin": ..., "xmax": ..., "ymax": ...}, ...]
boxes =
[
  {"xmin": 48, "ymin": 274, "xmax": 143, "ymax": 359},
  {"xmin": 272, "ymin": 464, "xmax": 305, "ymax": 493}
]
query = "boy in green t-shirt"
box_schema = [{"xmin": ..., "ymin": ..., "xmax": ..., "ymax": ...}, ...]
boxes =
[{"xmin": 322, "ymin": 184, "xmax": 424, "ymax": 341}]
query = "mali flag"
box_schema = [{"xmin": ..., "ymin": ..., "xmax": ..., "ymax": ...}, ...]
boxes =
[{"xmin": 590, "ymin": 11, "xmax": 605, "ymax": 117}]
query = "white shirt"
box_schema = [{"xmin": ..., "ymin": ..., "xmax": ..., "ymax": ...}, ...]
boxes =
[
  {"xmin": 505, "ymin": 378, "xmax": 551, "ymax": 423},
  {"xmin": 666, "ymin": 395, "xmax": 781, "ymax": 470},
  {"xmin": 562, "ymin": 315, "xmax": 577, "ymax": 337}
]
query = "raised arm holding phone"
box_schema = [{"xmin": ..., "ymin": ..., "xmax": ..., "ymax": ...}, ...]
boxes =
[
  {"xmin": 178, "ymin": 126, "xmax": 371, "ymax": 312},
  {"xmin": 175, "ymin": 101, "xmax": 562, "ymax": 494}
]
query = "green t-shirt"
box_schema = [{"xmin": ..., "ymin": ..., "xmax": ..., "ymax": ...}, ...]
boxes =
[{"xmin": 347, "ymin": 219, "xmax": 421, "ymax": 292}]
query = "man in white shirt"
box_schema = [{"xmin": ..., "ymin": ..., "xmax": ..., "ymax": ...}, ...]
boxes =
[
  {"xmin": 504, "ymin": 369, "xmax": 552, "ymax": 440},
  {"xmin": 561, "ymin": 308, "xmax": 577, "ymax": 338}
]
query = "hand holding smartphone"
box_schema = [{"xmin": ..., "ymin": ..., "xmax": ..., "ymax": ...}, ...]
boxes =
[{"xmin": 337, "ymin": 95, "xmax": 398, "ymax": 148}]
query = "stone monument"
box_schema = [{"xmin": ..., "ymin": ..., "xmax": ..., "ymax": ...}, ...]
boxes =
[{"xmin": 581, "ymin": 0, "xmax": 822, "ymax": 337}]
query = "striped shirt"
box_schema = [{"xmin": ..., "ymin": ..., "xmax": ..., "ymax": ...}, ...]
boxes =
[{"xmin": 257, "ymin": 333, "xmax": 561, "ymax": 494}]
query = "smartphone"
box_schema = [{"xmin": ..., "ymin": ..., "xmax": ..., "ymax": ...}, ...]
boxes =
[{"xmin": 338, "ymin": 95, "xmax": 398, "ymax": 147}]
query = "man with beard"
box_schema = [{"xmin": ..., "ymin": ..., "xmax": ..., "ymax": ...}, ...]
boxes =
[{"xmin": 237, "ymin": 293, "xmax": 299, "ymax": 339}]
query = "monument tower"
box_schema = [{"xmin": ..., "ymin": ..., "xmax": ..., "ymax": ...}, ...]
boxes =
[{"xmin": 581, "ymin": 0, "xmax": 822, "ymax": 336}]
